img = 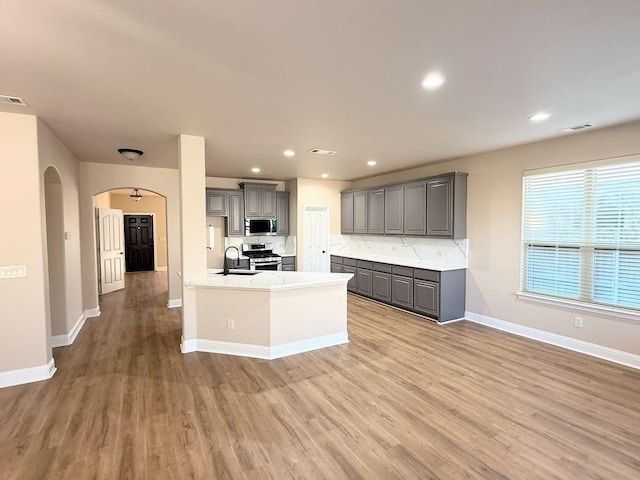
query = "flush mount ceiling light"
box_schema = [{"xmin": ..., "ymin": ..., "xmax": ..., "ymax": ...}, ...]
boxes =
[
  {"xmin": 283, "ymin": 149, "xmax": 295, "ymax": 157},
  {"xmin": 321, "ymin": 173, "xmax": 329, "ymax": 179},
  {"xmin": 251, "ymin": 167, "xmax": 261, "ymax": 173},
  {"xmin": 559, "ymin": 123, "xmax": 594, "ymax": 133},
  {"xmin": 117, "ymin": 148, "xmax": 144, "ymax": 161},
  {"xmin": 308, "ymin": 148, "xmax": 337, "ymax": 156},
  {"xmin": 529, "ymin": 112, "xmax": 551, "ymax": 123},
  {"xmin": 366, "ymin": 160, "xmax": 377, "ymax": 166},
  {"xmin": 129, "ymin": 188, "xmax": 143, "ymax": 202},
  {"xmin": 420, "ymin": 72, "xmax": 446, "ymax": 90}
]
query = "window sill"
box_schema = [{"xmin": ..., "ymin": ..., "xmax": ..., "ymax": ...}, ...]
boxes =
[{"xmin": 516, "ymin": 291, "xmax": 640, "ymax": 322}]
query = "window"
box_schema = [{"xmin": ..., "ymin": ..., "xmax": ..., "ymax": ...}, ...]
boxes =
[{"xmin": 521, "ymin": 161, "xmax": 640, "ymax": 311}]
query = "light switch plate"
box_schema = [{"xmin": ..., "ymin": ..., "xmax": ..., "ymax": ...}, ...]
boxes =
[{"xmin": 0, "ymin": 265, "xmax": 27, "ymax": 278}]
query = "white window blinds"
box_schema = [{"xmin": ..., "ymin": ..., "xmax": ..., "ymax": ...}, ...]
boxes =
[{"xmin": 521, "ymin": 161, "xmax": 640, "ymax": 310}]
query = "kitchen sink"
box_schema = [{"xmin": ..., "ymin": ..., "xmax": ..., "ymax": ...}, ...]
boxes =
[{"xmin": 216, "ymin": 270, "xmax": 261, "ymax": 276}]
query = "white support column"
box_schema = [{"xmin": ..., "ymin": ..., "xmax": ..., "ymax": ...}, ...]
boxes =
[{"xmin": 178, "ymin": 135, "xmax": 207, "ymax": 351}]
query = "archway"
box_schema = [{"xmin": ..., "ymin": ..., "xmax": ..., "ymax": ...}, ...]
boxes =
[{"xmin": 44, "ymin": 166, "xmax": 67, "ymax": 348}]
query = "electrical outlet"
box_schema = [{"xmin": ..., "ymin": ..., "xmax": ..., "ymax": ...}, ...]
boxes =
[
  {"xmin": 227, "ymin": 319, "xmax": 235, "ymax": 330},
  {"xmin": 574, "ymin": 316, "xmax": 583, "ymax": 328}
]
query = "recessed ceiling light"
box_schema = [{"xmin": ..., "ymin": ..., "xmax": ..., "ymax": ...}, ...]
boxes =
[
  {"xmin": 251, "ymin": 167, "xmax": 261, "ymax": 173},
  {"xmin": 283, "ymin": 149, "xmax": 295, "ymax": 157},
  {"xmin": 529, "ymin": 112, "xmax": 551, "ymax": 122},
  {"xmin": 366, "ymin": 160, "xmax": 377, "ymax": 166},
  {"xmin": 321, "ymin": 173, "xmax": 329, "ymax": 179},
  {"xmin": 420, "ymin": 72, "xmax": 446, "ymax": 90}
]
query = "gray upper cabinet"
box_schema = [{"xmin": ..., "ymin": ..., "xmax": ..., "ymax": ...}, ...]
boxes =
[
  {"xmin": 276, "ymin": 192, "xmax": 289, "ymax": 235},
  {"xmin": 426, "ymin": 173, "xmax": 467, "ymax": 238},
  {"xmin": 341, "ymin": 192, "xmax": 355, "ymax": 234},
  {"xmin": 353, "ymin": 191, "xmax": 368, "ymax": 234},
  {"xmin": 227, "ymin": 191, "xmax": 244, "ymax": 236},
  {"xmin": 403, "ymin": 181, "xmax": 426, "ymax": 235},
  {"xmin": 240, "ymin": 183, "xmax": 277, "ymax": 218},
  {"xmin": 206, "ymin": 189, "xmax": 228, "ymax": 216},
  {"xmin": 367, "ymin": 189, "xmax": 385, "ymax": 234},
  {"xmin": 384, "ymin": 185, "xmax": 404, "ymax": 234}
]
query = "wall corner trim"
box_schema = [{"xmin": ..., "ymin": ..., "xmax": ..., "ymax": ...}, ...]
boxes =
[
  {"xmin": 167, "ymin": 299, "xmax": 182, "ymax": 308},
  {"xmin": 0, "ymin": 358, "xmax": 56, "ymax": 389},
  {"xmin": 465, "ymin": 311, "xmax": 640, "ymax": 371}
]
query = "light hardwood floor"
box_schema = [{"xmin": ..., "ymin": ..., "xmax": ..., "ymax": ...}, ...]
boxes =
[{"xmin": 1, "ymin": 271, "xmax": 639, "ymax": 479}]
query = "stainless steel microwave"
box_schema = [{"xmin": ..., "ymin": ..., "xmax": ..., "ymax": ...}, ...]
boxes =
[{"xmin": 245, "ymin": 218, "xmax": 277, "ymax": 236}]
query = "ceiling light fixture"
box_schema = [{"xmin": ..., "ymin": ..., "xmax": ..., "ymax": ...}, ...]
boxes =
[
  {"xmin": 321, "ymin": 173, "xmax": 329, "ymax": 179},
  {"xmin": 117, "ymin": 148, "xmax": 144, "ymax": 161},
  {"xmin": 308, "ymin": 148, "xmax": 337, "ymax": 156},
  {"xmin": 283, "ymin": 149, "xmax": 295, "ymax": 157},
  {"xmin": 529, "ymin": 112, "xmax": 551, "ymax": 122},
  {"xmin": 367, "ymin": 160, "xmax": 377, "ymax": 166},
  {"xmin": 129, "ymin": 188, "xmax": 143, "ymax": 202},
  {"xmin": 420, "ymin": 72, "xmax": 446, "ymax": 90},
  {"xmin": 251, "ymin": 167, "xmax": 261, "ymax": 173}
]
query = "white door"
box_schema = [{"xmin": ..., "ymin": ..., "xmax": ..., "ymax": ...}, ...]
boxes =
[
  {"xmin": 97, "ymin": 208, "xmax": 125, "ymax": 294},
  {"xmin": 303, "ymin": 205, "xmax": 330, "ymax": 272}
]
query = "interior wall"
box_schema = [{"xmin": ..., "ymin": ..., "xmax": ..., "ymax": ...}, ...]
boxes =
[
  {"xmin": 79, "ymin": 162, "xmax": 181, "ymax": 309},
  {"xmin": 38, "ymin": 119, "xmax": 84, "ymax": 336},
  {"xmin": 0, "ymin": 112, "xmax": 50, "ymax": 372},
  {"xmin": 110, "ymin": 193, "xmax": 168, "ymax": 269},
  {"xmin": 93, "ymin": 191, "xmax": 111, "ymax": 208},
  {"xmin": 294, "ymin": 178, "xmax": 352, "ymax": 270},
  {"xmin": 205, "ymin": 177, "xmax": 286, "ymax": 191},
  {"xmin": 351, "ymin": 119, "xmax": 640, "ymax": 356}
]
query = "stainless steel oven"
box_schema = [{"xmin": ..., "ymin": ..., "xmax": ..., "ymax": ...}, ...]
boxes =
[
  {"xmin": 250, "ymin": 258, "xmax": 282, "ymax": 271},
  {"xmin": 242, "ymin": 243, "xmax": 282, "ymax": 271}
]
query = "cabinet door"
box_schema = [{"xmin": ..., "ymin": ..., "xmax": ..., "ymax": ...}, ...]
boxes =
[
  {"xmin": 206, "ymin": 189, "xmax": 228, "ymax": 216},
  {"xmin": 227, "ymin": 191, "xmax": 245, "ymax": 236},
  {"xmin": 356, "ymin": 268, "xmax": 372, "ymax": 296},
  {"xmin": 244, "ymin": 186, "xmax": 262, "ymax": 218},
  {"xmin": 426, "ymin": 176, "xmax": 454, "ymax": 237},
  {"xmin": 414, "ymin": 279, "xmax": 439, "ymax": 318},
  {"xmin": 384, "ymin": 186, "xmax": 404, "ymax": 234},
  {"xmin": 262, "ymin": 187, "xmax": 277, "ymax": 217},
  {"xmin": 331, "ymin": 263, "xmax": 344, "ymax": 273},
  {"xmin": 372, "ymin": 271, "xmax": 391, "ymax": 302},
  {"xmin": 368, "ymin": 189, "xmax": 385, "ymax": 234},
  {"xmin": 392, "ymin": 275, "xmax": 414, "ymax": 308},
  {"xmin": 343, "ymin": 265, "xmax": 357, "ymax": 292},
  {"xmin": 353, "ymin": 191, "xmax": 368, "ymax": 234},
  {"xmin": 403, "ymin": 181, "xmax": 426, "ymax": 235},
  {"xmin": 276, "ymin": 192, "xmax": 289, "ymax": 235},
  {"xmin": 341, "ymin": 192, "xmax": 355, "ymax": 234}
]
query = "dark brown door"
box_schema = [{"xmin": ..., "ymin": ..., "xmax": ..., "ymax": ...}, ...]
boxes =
[{"xmin": 124, "ymin": 215, "xmax": 154, "ymax": 272}]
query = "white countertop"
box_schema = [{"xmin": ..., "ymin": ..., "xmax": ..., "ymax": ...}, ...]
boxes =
[
  {"xmin": 330, "ymin": 251, "xmax": 466, "ymax": 271},
  {"xmin": 187, "ymin": 270, "xmax": 353, "ymax": 291},
  {"xmin": 276, "ymin": 253, "xmax": 296, "ymax": 257}
]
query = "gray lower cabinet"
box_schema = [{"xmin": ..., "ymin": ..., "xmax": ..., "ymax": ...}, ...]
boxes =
[
  {"xmin": 368, "ymin": 189, "xmax": 385, "ymax": 234},
  {"xmin": 227, "ymin": 191, "xmax": 244, "ymax": 236},
  {"xmin": 281, "ymin": 256, "xmax": 295, "ymax": 271},
  {"xmin": 403, "ymin": 181, "xmax": 426, "ymax": 235},
  {"xmin": 331, "ymin": 262, "xmax": 344, "ymax": 273},
  {"xmin": 414, "ymin": 280, "xmax": 439, "ymax": 317},
  {"xmin": 341, "ymin": 192, "xmax": 355, "ymax": 234},
  {"xmin": 391, "ymin": 275, "xmax": 414, "ymax": 309},
  {"xmin": 384, "ymin": 185, "xmax": 404, "ymax": 234},
  {"xmin": 206, "ymin": 189, "xmax": 228, "ymax": 216},
  {"xmin": 372, "ymin": 271, "xmax": 392, "ymax": 302},
  {"xmin": 276, "ymin": 192, "xmax": 289, "ymax": 235},
  {"xmin": 354, "ymin": 191, "xmax": 368, "ymax": 234},
  {"xmin": 343, "ymin": 265, "xmax": 357, "ymax": 292},
  {"xmin": 356, "ymin": 260, "xmax": 373, "ymax": 296}
]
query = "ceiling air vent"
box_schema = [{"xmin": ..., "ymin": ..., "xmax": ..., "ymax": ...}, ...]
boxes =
[
  {"xmin": 559, "ymin": 123, "xmax": 594, "ymax": 133},
  {"xmin": 0, "ymin": 95, "xmax": 28, "ymax": 106},
  {"xmin": 308, "ymin": 148, "xmax": 337, "ymax": 155}
]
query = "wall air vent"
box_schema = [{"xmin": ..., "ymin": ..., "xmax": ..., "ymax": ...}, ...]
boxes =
[
  {"xmin": 308, "ymin": 148, "xmax": 337, "ymax": 155},
  {"xmin": 0, "ymin": 95, "xmax": 28, "ymax": 106},
  {"xmin": 559, "ymin": 123, "xmax": 594, "ymax": 133}
]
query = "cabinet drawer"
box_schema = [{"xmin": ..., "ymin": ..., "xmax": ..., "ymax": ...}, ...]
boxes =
[
  {"xmin": 343, "ymin": 257, "xmax": 357, "ymax": 267},
  {"xmin": 356, "ymin": 260, "xmax": 373, "ymax": 269},
  {"xmin": 330, "ymin": 255, "xmax": 344, "ymax": 265},
  {"xmin": 414, "ymin": 268, "xmax": 440, "ymax": 282},
  {"xmin": 392, "ymin": 265, "xmax": 413, "ymax": 277},
  {"xmin": 373, "ymin": 262, "xmax": 392, "ymax": 273}
]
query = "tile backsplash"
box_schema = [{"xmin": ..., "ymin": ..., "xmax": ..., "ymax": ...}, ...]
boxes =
[
  {"xmin": 330, "ymin": 235, "xmax": 468, "ymax": 267},
  {"xmin": 225, "ymin": 235, "xmax": 296, "ymax": 255}
]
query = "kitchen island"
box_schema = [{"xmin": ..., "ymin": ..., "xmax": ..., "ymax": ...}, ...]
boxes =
[{"xmin": 182, "ymin": 270, "xmax": 353, "ymax": 359}]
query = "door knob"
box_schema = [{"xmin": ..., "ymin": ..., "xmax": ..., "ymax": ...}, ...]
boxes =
[{"xmin": 322, "ymin": 250, "xmax": 326, "ymax": 253}]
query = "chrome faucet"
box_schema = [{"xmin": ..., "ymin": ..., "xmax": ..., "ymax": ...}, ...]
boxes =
[{"xmin": 223, "ymin": 246, "xmax": 240, "ymax": 275}]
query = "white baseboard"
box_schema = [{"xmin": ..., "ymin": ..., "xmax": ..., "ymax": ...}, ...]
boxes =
[
  {"xmin": 50, "ymin": 308, "xmax": 101, "ymax": 348},
  {"xmin": 167, "ymin": 298, "xmax": 182, "ymax": 308},
  {"xmin": 182, "ymin": 332, "xmax": 349, "ymax": 359},
  {"xmin": 465, "ymin": 311, "xmax": 640, "ymax": 370},
  {"xmin": 0, "ymin": 358, "xmax": 56, "ymax": 389},
  {"xmin": 155, "ymin": 266, "xmax": 168, "ymax": 272}
]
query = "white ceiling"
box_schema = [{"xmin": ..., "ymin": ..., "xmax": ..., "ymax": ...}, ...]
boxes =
[{"xmin": 2, "ymin": 1, "xmax": 640, "ymax": 181}]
